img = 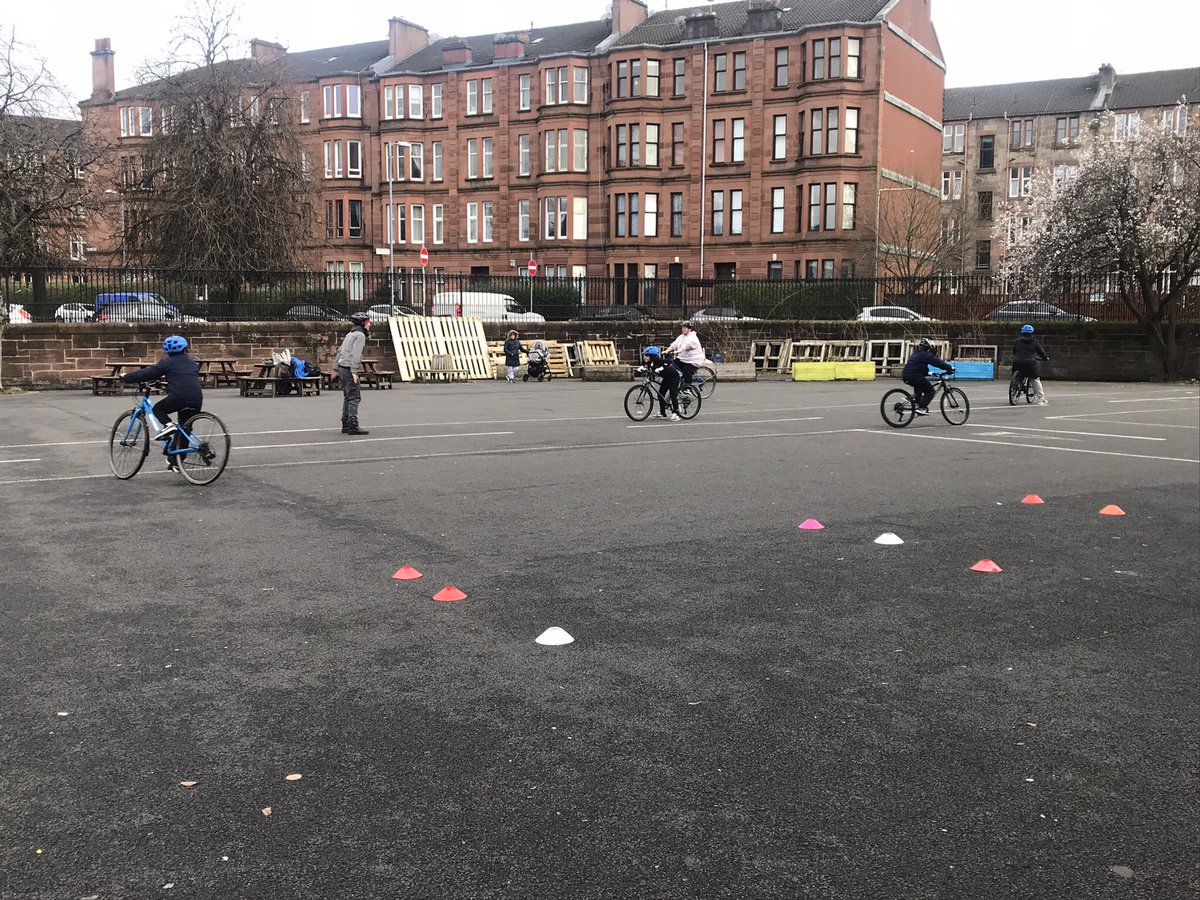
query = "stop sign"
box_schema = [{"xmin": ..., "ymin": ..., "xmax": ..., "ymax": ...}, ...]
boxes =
[
  {"xmin": 527, "ymin": 258, "xmax": 538, "ymax": 277},
  {"xmin": 420, "ymin": 246, "xmax": 429, "ymax": 267}
]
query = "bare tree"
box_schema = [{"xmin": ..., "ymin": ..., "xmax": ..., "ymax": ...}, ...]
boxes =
[
  {"xmin": 123, "ymin": 0, "xmax": 314, "ymax": 305},
  {"xmin": 1004, "ymin": 106, "xmax": 1200, "ymax": 379},
  {"xmin": 0, "ymin": 29, "xmax": 104, "ymax": 305},
  {"xmin": 868, "ymin": 182, "xmax": 971, "ymax": 284}
]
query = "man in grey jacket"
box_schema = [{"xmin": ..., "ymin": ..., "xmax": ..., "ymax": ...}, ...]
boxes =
[{"xmin": 336, "ymin": 312, "xmax": 371, "ymax": 435}]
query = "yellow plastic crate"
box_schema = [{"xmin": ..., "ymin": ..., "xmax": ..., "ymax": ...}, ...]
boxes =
[
  {"xmin": 833, "ymin": 362, "xmax": 876, "ymax": 381},
  {"xmin": 792, "ymin": 362, "xmax": 838, "ymax": 381}
]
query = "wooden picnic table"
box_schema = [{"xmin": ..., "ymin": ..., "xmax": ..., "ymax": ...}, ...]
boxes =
[
  {"xmin": 238, "ymin": 360, "xmax": 321, "ymax": 398},
  {"xmin": 324, "ymin": 359, "xmax": 396, "ymax": 390},
  {"xmin": 197, "ymin": 358, "xmax": 251, "ymax": 388},
  {"xmin": 91, "ymin": 361, "xmax": 161, "ymax": 395}
]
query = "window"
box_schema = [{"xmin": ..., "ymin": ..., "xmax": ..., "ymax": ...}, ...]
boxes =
[
  {"xmin": 771, "ymin": 187, "xmax": 785, "ymax": 233},
  {"xmin": 348, "ymin": 200, "xmax": 363, "ymax": 238},
  {"xmin": 630, "ymin": 60, "xmax": 642, "ymax": 97},
  {"xmin": 731, "ymin": 118, "xmax": 745, "ymax": 162},
  {"xmin": 299, "ymin": 92, "xmax": 310, "ymax": 123},
  {"xmin": 829, "ymin": 39, "xmax": 841, "ymax": 78},
  {"xmin": 844, "ymin": 108, "xmax": 859, "ymax": 154},
  {"xmin": 431, "ymin": 84, "xmax": 442, "ymax": 118},
  {"xmin": 732, "ymin": 52, "xmax": 746, "ymax": 91},
  {"xmin": 714, "ymin": 54, "xmax": 727, "ymax": 92},
  {"xmin": 615, "ymin": 194, "xmax": 627, "ymax": 237},
  {"xmin": 812, "ymin": 39, "xmax": 825, "ymax": 79},
  {"xmin": 326, "ymin": 201, "xmax": 342, "ymax": 238},
  {"xmin": 519, "ymin": 135, "xmax": 531, "ymax": 176},
  {"xmin": 642, "ymin": 125, "xmax": 657, "ymax": 167},
  {"xmin": 482, "ymin": 137, "xmax": 493, "ymax": 178},
  {"xmin": 841, "ymin": 260, "xmax": 856, "ymax": 279},
  {"xmin": 1052, "ymin": 164, "xmax": 1079, "ymax": 187},
  {"xmin": 615, "ymin": 61, "xmax": 628, "ymax": 99},
  {"xmin": 671, "ymin": 192, "xmax": 683, "ymax": 237},
  {"xmin": 395, "ymin": 204, "xmax": 406, "ymax": 242},
  {"xmin": 615, "ymin": 125, "xmax": 627, "ymax": 167},
  {"xmin": 347, "ymin": 85, "xmax": 361, "ymax": 118},
  {"xmin": 943, "ymin": 123, "xmax": 965, "ymax": 153},
  {"xmin": 672, "ymin": 123, "xmax": 685, "ymax": 165},
  {"xmin": 810, "ymin": 109, "xmax": 823, "ymax": 155},
  {"xmin": 797, "ymin": 111, "xmax": 805, "ymax": 156},
  {"xmin": 630, "ymin": 125, "xmax": 641, "ymax": 166},
  {"xmin": 841, "ymin": 183, "xmax": 857, "ymax": 230},
  {"xmin": 466, "ymin": 202, "xmax": 479, "ymax": 243},
  {"xmin": 942, "ymin": 170, "xmax": 963, "ymax": 200},
  {"xmin": 383, "ymin": 85, "xmax": 400, "ymax": 120},
  {"xmin": 433, "ymin": 204, "xmax": 444, "ymax": 244},
  {"xmin": 1056, "ymin": 115, "xmax": 1079, "ymax": 144},
  {"xmin": 1008, "ymin": 165, "xmax": 1033, "ymax": 198},
  {"xmin": 826, "ymin": 108, "xmax": 839, "ymax": 155},
  {"xmin": 519, "ymin": 74, "xmax": 531, "ymax": 111},
  {"xmin": 644, "ymin": 193, "xmax": 658, "ymax": 237},
  {"xmin": 1114, "ymin": 112, "xmax": 1140, "ymax": 141},
  {"xmin": 824, "ymin": 183, "xmax": 837, "ymax": 231},
  {"xmin": 976, "ymin": 240, "xmax": 991, "ymax": 270},
  {"xmin": 467, "ymin": 139, "xmax": 479, "ymax": 179},
  {"xmin": 978, "ymin": 190, "xmax": 993, "ymax": 221},
  {"xmin": 554, "ymin": 68, "xmax": 567, "ymax": 104},
  {"xmin": 408, "ymin": 85, "xmax": 423, "ymax": 119},
  {"xmin": 630, "ymin": 193, "xmax": 640, "ymax": 237},
  {"xmin": 711, "ymin": 191, "xmax": 724, "ymax": 235},
  {"xmin": 518, "ymin": 199, "xmax": 531, "ymax": 241},
  {"xmin": 673, "ymin": 58, "xmax": 685, "ymax": 95},
  {"xmin": 467, "ymin": 81, "xmax": 478, "ymax": 115},
  {"xmin": 774, "ymin": 48, "xmax": 788, "ymax": 88},
  {"xmin": 406, "ymin": 142, "xmax": 422, "ymax": 181},
  {"xmin": 323, "ymin": 85, "xmax": 341, "ymax": 118},
  {"xmin": 572, "ymin": 197, "xmax": 588, "ymax": 239},
  {"xmin": 1163, "ymin": 105, "xmax": 1187, "ymax": 134},
  {"xmin": 69, "ymin": 236, "xmax": 85, "ymax": 261},
  {"xmin": 979, "ymin": 134, "xmax": 995, "ymax": 170},
  {"xmin": 323, "ymin": 141, "xmax": 343, "ymax": 178},
  {"xmin": 1006, "ymin": 215, "xmax": 1032, "ymax": 245},
  {"xmin": 482, "ymin": 202, "xmax": 494, "ymax": 242},
  {"xmin": 574, "ymin": 67, "xmax": 588, "ymax": 104},
  {"xmin": 730, "ymin": 189, "xmax": 743, "ymax": 235},
  {"xmin": 773, "ymin": 115, "xmax": 787, "ymax": 160},
  {"xmin": 805, "ymin": 260, "xmax": 819, "ymax": 280},
  {"xmin": 846, "ymin": 38, "xmax": 861, "ymax": 78},
  {"xmin": 768, "ymin": 261, "xmax": 783, "ymax": 281},
  {"xmin": 712, "ymin": 120, "xmax": 726, "ymax": 163},
  {"xmin": 808, "ymin": 184, "xmax": 821, "ymax": 230},
  {"xmin": 411, "ymin": 205, "xmax": 425, "ymax": 244},
  {"xmin": 1010, "ymin": 117, "xmax": 1034, "ymax": 149},
  {"xmin": 482, "ymin": 78, "xmax": 493, "ymax": 113},
  {"xmin": 346, "ymin": 140, "xmax": 361, "ymax": 178},
  {"xmin": 646, "ymin": 60, "xmax": 660, "ymax": 97},
  {"xmin": 432, "ymin": 142, "xmax": 443, "ymax": 181},
  {"xmin": 322, "ymin": 84, "xmax": 359, "ymax": 119}
]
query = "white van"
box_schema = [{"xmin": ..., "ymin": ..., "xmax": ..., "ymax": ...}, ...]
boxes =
[{"xmin": 431, "ymin": 291, "xmax": 546, "ymax": 323}]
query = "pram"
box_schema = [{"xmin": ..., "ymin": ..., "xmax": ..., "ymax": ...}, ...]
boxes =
[{"xmin": 523, "ymin": 341, "xmax": 552, "ymax": 382}]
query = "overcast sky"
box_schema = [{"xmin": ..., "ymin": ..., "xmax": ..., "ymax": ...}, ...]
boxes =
[{"xmin": 11, "ymin": 0, "xmax": 1199, "ymax": 114}]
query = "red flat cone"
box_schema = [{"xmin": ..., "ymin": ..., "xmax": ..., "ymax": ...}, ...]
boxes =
[
  {"xmin": 1021, "ymin": 494, "xmax": 1045, "ymax": 505},
  {"xmin": 392, "ymin": 566, "xmax": 423, "ymax": 580},
  {"xmin": 1099, "ymin": 504, "xmax": 1126, "ymax": 516},
  {"xmin": 432, "ymin": 586, "xmax": 467, "ymax": 602},
  {"xmin": 970, "ymin": 559, "xmax": 1003, "ymax": 573},
  {"xmin": 796, "ymin": 518, "xmax": 825, "ymax": 530}
]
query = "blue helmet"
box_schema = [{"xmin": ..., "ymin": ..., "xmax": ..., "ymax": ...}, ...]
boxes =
[
  {"xmin": 1021, "ymin": 324, "xmax": 1035, "ymax": 334},
  {"xmin": 163, "ymin": 335, "xmax": 188, "ymax": 353},
  {"xmin": 643, "ymin": 346, "xmax": 661, "ymax": 357}
]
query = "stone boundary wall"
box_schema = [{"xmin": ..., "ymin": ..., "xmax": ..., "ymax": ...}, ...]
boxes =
[{"xmin": 1, "ymin": 320, "xmax": 1196, "ymax": 389}]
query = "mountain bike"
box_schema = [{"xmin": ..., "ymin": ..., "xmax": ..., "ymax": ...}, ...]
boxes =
[
  {"xmin": 880, "ymin": 372, "xmax": 970, "ymax": 428},
  {"xmin": 1009, "ymin": 369, "xmax": 1035, "ymax": 405},
  {"xmin": 691, "ymin": 363, "xmax": 716, "ymax": 399},
  {"xmin": 109, "ymin": 386, "xmax": 231, "ymax": 485},
  {"xmin": 623, "ymin": 365, "xmax": 701, "ymax": 421}
]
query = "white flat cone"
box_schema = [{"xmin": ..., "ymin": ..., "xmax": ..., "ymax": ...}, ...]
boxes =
[
  {"xmin": 874, "ymin": 532, "xmax": 904, "ymax": 545},
  {"xmin": 536, "ymin": 627, "xmax": 574, "ymax": 646}
]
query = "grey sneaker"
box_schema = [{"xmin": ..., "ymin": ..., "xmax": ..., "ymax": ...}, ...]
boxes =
[
  {"xmin": 914, "ymin": 407, "xmax": 930, "ymax": 416},
  {"xmin": 667, "ymin": 412, "xmax": 681, "ymax": 422}
]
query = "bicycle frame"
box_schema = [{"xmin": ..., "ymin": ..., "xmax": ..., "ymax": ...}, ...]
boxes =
[{"xmin": 120, "ymin": 389, "xmax": 202, "ymax": 459}]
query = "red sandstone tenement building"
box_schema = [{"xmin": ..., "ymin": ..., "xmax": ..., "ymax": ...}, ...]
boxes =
[{"xmin": 79, "ymin": 0, "xmax": 945, "ymax": 284}]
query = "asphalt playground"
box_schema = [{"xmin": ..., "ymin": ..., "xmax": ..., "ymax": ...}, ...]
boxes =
[{"xmin": 0, "ymin": 377, "xmax": 1197, "ymax": 900}]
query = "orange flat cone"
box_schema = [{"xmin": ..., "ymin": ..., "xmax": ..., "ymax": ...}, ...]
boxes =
[
  {"xmin": 392, "ymin": 566, "xmax": 423, "ymax": 580},
  {"xmin": 432, "ymin": 586, "xmax": 467, "ymax": 602},
  {"xmin": 1099, "ymin": 504, "xmax": 1126, "ymax": 516},
  {"xmin": 1021, "ymin": 494, "xmax": 1045, "ymax": 505},
  {"xmin": 970, "ymin": 559, "xmax": 1003, "ymax": 573}
]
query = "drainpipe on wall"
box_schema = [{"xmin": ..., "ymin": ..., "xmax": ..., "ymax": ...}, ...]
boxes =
[{"xmin": 699, "ymin": 42, "xmax": 709, "ymax": 278}]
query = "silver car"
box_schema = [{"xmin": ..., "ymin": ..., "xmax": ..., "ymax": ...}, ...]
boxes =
[
  {"xmin": 96, "ymin": 302, "xmax": 207, "ymax": 324},
  {"xmin": 54, "ymin": 302, "xmax": 95, "ymax": 322}
]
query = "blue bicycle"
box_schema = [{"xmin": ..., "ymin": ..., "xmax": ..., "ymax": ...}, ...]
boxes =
[{"xmin": 109, "ymin": 385, "xmax": 231, "ymax": 485}]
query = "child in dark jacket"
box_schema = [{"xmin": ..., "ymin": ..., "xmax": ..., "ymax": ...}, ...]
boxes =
[
  {"xmin": 503, "ymin": 330, "xmax": 527, "ymax": 383},
  {"xmin": 118, "ymin": 335, "xmax": 203, "ymax": 468},
  {"xmin": 901, "ymin": 338, "xmax": 955, "ymax": 415},
  {"xmin": 1013, "ymin": 324, "xmax": 1051, "ymax": 405}
]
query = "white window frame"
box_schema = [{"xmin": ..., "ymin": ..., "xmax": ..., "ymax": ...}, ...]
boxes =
[
  {"xmin": 432, "ymin": 142, "xmax": 443, "ymax": 181},
  {"xmin": 573, "ymin": 67, "xmax": 588, "ymax": 104},
  {"xmin": 482, "ymin": 201, "xmax": 494, "ymax": 242},
  {"xmin": 431, "ymin": 84, "xmax": 443, "ymax": 119},
  {"xmin": 519, "ymin": 135, "xmax": 531, "ymax": 176},
  {"xmin": 731, "ymin": 118, "xmax": 745, "ymax": 163},
  {"xmin": 467, "ymin": 139, "xmax": 479, "ymax": 179},
  {"xmin": 346, "ymin": 140, "xmax": 362, "ymax": 178},
  {"xmin": 466, "ymin": 202, "xmax": 479, "ymax": 243},
  {"xmin": 408, "ymin": 85, "xmax": 422, "ymax": 119},
  {"xmin": 643, "ymin": 193, "xmax": 657, "ymax": 237},
  {"xmin": 644, "ymin": 124, "xmax": 658, "ymax": 167},
  {"xmin": 482, "ymin": 78, "xmax": 493, "ymax": 114},
  {"xmin": 942, "ymin": 170, "xmax": 963, "ymax": 200},
  {"xmin": 346, "ymin": 84, "xmax": 361, "ymax": 118},
  {"xmin": 410, "ymin": 142, "xmax": 424, "ymax": 181},
  {"xmin": 299, "ymin": 92, "xmax": 310, "ymax": 124},
  {"xmin": 409, "ymin": 205, "xmax": 424, "ymax": 245},
  {"xmin": 519, "ymin": 74, "xmax": 531, "ymax": 111},
  {"xmin": 842, "ymin": 183, "xmax": 857, "ymax": 230},
  {"xmin": 771, "ymin": 187, "xmax": 785, "ymax": 233},
  {"xmin": 482, "ymin": 137, "xmax": 494, "ymax": 178},
  {"xmin": 730, "ymin": 189, "xmax": 743, "ymax": 235},
  {"xmin": 773, "ymin": 115, "xmax": 787, "ymax": 160},
  {"xmin": 467, "ymin": 81, "xmax": 478, "ymax": 116},
  {"xmin": 572, "ymin": 197, "xmax": 588, "ymax": 239},
  {"xmin": 573, "ymin": 130, "xmax": 588, "ymax": 172},
  {"xmin": 943, "ymin": 123, "xmax": 965, "ymax": 153},
  {"xmin": 518, "ymin": 199, "xmax": 531, "ymax": 241},
  {"xmin": 1008, "ymin": 165, "xmax": 1032, "ymax": 198},
  {"xmin": 433, "ymin": 204, "xmax": 444, "ymax": 244}
]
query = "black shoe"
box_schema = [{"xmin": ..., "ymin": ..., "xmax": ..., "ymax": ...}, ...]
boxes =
[{"xmin": 345, "ymin": 422, "xmax": 369, "ymax": 435}]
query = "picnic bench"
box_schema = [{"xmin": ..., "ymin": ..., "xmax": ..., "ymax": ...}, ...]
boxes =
[
  {"xmin": 238, "ymin": 362, "xmax": 322, "ymax": 397},
  {"xmin": 323, "ymin": 359, "xmax": 396, "ymax": 390},
  {"xmin": 413, "ymin": 354, "xmax": 471, "ymax": 383},
  {"xmin": 198, "ymin": 358, "xmax": 252, "ymax": 388},
  {"xmin": 91, "ymin": 362, "xmax": 164, "ymax": 395}
]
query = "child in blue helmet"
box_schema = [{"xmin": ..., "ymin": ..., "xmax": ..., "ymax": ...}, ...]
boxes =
[
  {"xmin": 118, "ymin": 335, "xmax": 203, "ymax": 466},
  {"xmin": 1013, "ymin": 324, "xmax": 1051, "ymax": 405}
]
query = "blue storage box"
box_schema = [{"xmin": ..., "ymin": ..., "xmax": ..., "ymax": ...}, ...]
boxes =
[{"xmin": 933, "ymin": 361, "xmax": 994, "ymax": 380}]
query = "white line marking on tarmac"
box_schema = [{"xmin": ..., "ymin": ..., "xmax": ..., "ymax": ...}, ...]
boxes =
[
  {"xmin": 235, "ymin": 431, "xmax": 514, "ymax": 451},
  {"xmin": 628, "ymin": 416, "xmax": 824, "ymax": 428},
  {"xmin": 1106, "ymin": 395, "xmax": 1199, "ymax": 403},
  {"xmin": 0, "ymin": 458, "xmax": 41, "ymax": 465},
  {"xmin": 869, "ymin": 429, "xmax": 1200, "ymax": 464},
  {"xmin": 1046, "ymin": 418, "xmax": 1198, "ymax": 430},
  {"xmin": 963, "ymin": 423, "xmax": 1166, "ymax": 442},
  {"xmin": 1046, "ymin": 408, "xmax": 1198, "ymax": 419}
]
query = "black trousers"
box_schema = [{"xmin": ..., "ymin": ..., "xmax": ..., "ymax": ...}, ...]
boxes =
[
  {"xmin": 659, "ymin": 361, "xmax": 697, "ymax": 414},
  {"xmin": 903, "ymin": 376, "xmax": 934, "ymax": 410},
  {"xmin": 152, "ymin": 398, "xmax": 200, "ymax": 452},
  {"xmin": 338, "ymin": 366, "xmax": 361, "ymax": 423}
]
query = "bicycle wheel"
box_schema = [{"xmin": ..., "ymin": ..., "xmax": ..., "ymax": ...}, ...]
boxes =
[
  {"xmin": 880, "ymin": 389, "xmax": 915, "ymax": 428},
  {"xmin": 623, "ymin": 384, "xmax": 655, "ymax": 421},
  {"xmin": 109, "ymin": 410, "xmax": 149, "ymax": 479},
  {"xmin": 692, "ymin": 364, "xmax": 716, "ymax": 399},
  {"xmin": 176, "ymin": 412, "xmax": 231, "ymax": 485},
  {"xmin": 1008, "ymin": 373, "xmax": 1022, "ymax": 406},
  {"xmin": 677, "ymin": 386, "xmax": 702, "ymax": 419},
  {"xmin": 941, "ymin": 387, "xmax": 971, "ymax": 425},
  {"xmin": 1024, "ymin": 380, "xmax": 1036, "ymax": 404}
]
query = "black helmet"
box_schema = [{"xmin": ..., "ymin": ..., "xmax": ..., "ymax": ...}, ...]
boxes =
[
  {"xmin": 681, "ymin": 320, "xmax": 695, "ymax": 330},
  {"xmin": 350, "ymin": 312, "xmax": 370, "ymax": 327}
]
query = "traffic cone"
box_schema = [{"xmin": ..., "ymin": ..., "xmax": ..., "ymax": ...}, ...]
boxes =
[
  {"xmin": 797, "ymin": 518, "xmax": 825, "ymax": 530},
  {"xmin": 432, "ymin": 586, "xmax": 467, "ymax": 602},
  {"xmin": 535, "ymin": 627, "xmax": 574, "ymax": 646},
  {"xmin": 392, "ymin": 566, "xmax": 423, "ymax": 580},
  {"xmin": 874, "ymin": 533, "xmax": 904, "ymax": 545},
  {"xmin": 1099, "ymin": 504, "xmax": 1126, "ymax": 516},
  {"xmin": 970, "ymin": 559, "xmax": 1003, "ymax": 573},
  {"xmin": 1021, "ymin": 494, "xmax": 1045, "ymax": 505}
]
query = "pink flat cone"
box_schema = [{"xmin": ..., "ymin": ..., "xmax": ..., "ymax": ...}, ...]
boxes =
[
  {"xmin": 970, "ymin": 559, "xmax": 1003, "ymax": 573},
  {"xmin": 392, "ymin": 566, "xmax": 423, "ymax": 580},
  {"xmin": 797, "ymin": 519, "xmax": 825, "ymax": 531},
  {"xmin": 432, "ymin": 586, "xmax": 467, "ymax": 602}
]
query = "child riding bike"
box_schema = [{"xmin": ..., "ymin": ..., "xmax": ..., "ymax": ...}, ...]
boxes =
[
  {"xmin": 658, "ymin": 321, "xmax": 705, "ymax": 421},
  {"xmin": 1013, "ymin": 324, "xmax": 1051, "ymax": 405},
  {"xmin": 901, "ymin": 338, "xmax": 955, "ymax": 415},
  {"xmin": 117, "ymin": 335, "xmax": 203, "ymax": 468}
]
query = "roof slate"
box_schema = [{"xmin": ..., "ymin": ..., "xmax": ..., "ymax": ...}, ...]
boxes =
[
  {"xmin": 385, "ymin": 21, "xmax": 613, "ymax": 74},
  {"xmin": 616, "ymin": 0, "xmax": 892, "ymax": 47},
  {"xmin": 944, "ymin": 67, "xmax": 1199, "ymax": 120}
]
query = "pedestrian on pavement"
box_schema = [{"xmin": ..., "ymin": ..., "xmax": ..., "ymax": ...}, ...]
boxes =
[
  {"xmin": 503, "ymin": 330, "xmax": 527, "ymax": 384},
  {"xmin": 336, "ymin": 312, "xmax": 371, "ymax": 435}
]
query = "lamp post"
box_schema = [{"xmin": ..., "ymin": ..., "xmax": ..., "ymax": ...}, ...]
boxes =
[
  {"xmin": 387, "ymin": 140, "xmax": 412, "ymax": 308},
  {"xmin": 104, "ymin": 189, "xmax": 125, "ymax": 267}
]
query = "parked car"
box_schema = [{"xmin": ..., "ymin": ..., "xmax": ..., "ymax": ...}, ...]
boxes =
[
  {"xmin": 54, "ymin": 302, "xmax": 95, "ymax": 322},
  {"xmin": 95, "ymin": 291, "xmax": 179, "ymax": 315},
  {"xmin": 7, "ymin": 304, "xmax": 33, "ymax": 323},
  {"xmin": 689, "ymin": 306, "xmax": 763, "ymax": 323},
  {"xmin": 857, "ymin": 305, "xmax": 936, "ymax": 322},
  {"xmin": 986, "ymin": 300, "xmax": 1096, "ymax": 322},
  {"xmin": 95, "ymin": 302, "xmax": 207, "ymax": 324},
  {"xmin": 284, "ymin": 305, "xmax": 351, "ymax": 322},
  {"xmin": 366, "ymin": 304, "xmax": 420, "ymax": 319},
  {"xmin": 572, "ymin": 305, "xmax": 657, "ymax": 321}
]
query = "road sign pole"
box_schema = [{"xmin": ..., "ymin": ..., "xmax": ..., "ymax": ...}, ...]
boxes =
[{"xmin": 528, "ymin": 258, "xmax": 537, "ymax": 314}]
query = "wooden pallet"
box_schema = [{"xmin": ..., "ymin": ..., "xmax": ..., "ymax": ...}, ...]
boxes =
[
  {"xmin": 825, "ymin": 340, "xmax": 867, "ymax": 361},
  {"xmin": 487, "ymin": 341, "xmax": 573, "ymax": 378},
  {"xmin": 750, "ymin": 339, "xmax": 791, "ymax": 372},
  {"xmin": 577, "ymin": 340, "xmax": 619, "ymax": 365},
  {"xmin": 785, "ymin": 341, "xmax": 827, "ymax": 365},
  {"xmin": 955, "ymin": 343, "xmax": 999, "ymax": 363},
  {"xmin": 387, "ymin": 316, "xmax": 491, "ymax": 381}
]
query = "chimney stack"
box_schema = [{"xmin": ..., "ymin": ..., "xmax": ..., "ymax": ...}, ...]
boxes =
[
  {"xmin": 683, "ymin": 12, "xmax": 719, "ymax": 42},
  {"xmin": 442, "ymin": 38, "xmax": 473, "ymax": 67},
  {"xmin": 389, "ymin": 17, "xmax": 429, "ymax": 62},
  {"xmin": 492, "ymin": 33, "xmax": 527, "ymax": 61},
  {"xmin": 611, "ymin": 0, "xmax": 648, "ymax": 37},
  {"xmin": 90, "ymin": 38, "xmax": 115, "ymax": 102},
  {"xmin": 745, "ymin": 0, "xmax": 783, "ymax": 34},
  {"xmin": 250, "ymin": 39, "xmax": 286, "ymax": 63},
  {"xmin": 1098, "ymin": 63, "xmax": 1116, "ymax": 93}
]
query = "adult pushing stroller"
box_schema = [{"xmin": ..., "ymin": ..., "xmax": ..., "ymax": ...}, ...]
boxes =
[{"xmin": 523, "ymin": 341, "xmax": 552, "ymax": 382}]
